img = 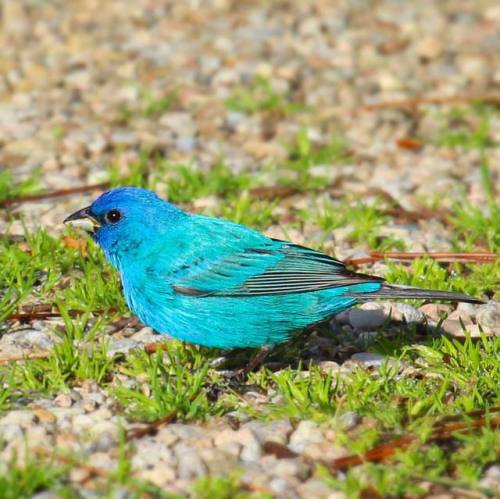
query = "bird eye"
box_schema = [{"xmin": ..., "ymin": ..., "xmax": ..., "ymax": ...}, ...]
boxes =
[{"xmin": 104, "ymin": 209, "xmax": 122, "ymax": 224}]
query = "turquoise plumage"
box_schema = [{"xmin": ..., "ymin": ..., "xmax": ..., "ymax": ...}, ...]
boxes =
[{"xmin": 64, "ymin": 187, "xmax": 481, "ymax": 349}]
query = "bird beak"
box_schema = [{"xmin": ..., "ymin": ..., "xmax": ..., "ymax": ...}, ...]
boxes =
[{"xmin": 63, "ymin": 206, "xmax": 101, "ymax": 234}]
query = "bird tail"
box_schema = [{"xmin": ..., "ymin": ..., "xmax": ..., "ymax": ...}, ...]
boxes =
[{"xmin": 346, "ymin": 283, "xmax": 484, "ymax": 304}]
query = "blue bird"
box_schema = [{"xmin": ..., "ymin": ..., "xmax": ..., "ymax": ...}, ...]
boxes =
[{"xmin": 64, "ymin": 187, "xmax": 481, "ymax": 349}]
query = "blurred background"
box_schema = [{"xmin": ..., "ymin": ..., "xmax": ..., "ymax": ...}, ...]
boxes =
[
  {"xmin": 1, "ymin": 0, "xmax": 499, "ymax": 254},
  {"xmin": 0, "ymin": 2, "xmax": 499, "ymax": 496}
]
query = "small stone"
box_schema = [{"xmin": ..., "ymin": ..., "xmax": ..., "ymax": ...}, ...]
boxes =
[
  {"xmin": 54, "ymin": 393, "xmax": 73, "ymax": 408},
  {"xmin": 239, "ymin": 432, "xmax": 262, "ymax": 462},
  {"xmin": 348, "ymin": 308, "xmax": 386, "ymax": 329},
  {"xmin": 476, "ymin": 301, "xmax": 500, "ymax": 329},
  {"xmin": 416, "ymin": 36, "xmax": 444, "ymax": 59},
  {"xmin": 269, "ymin": 477, "xmax": 293, "ymax": 495},
  {"xmin": 334, "ymin": 310, "xmax": 350, "ymax": 325},
  {"xmin": 0, "ymin": 410, "xmax": 35, "ymax": 427},
  {"xmin": 0, "ymin": 330, "xmax": 53, "ymax": 350},
  {"xmin": 350, "ymin": 352, "xmax": 386, "ymax": 368},
  {"xmin": 199, "ymin": 448, "xmax": 239, "ymax": 475},
  {"xmin": 32, "ymin": 407, "xmax": 57, "ymax": 424},
  {"xmin": 317, "ymin": 361, "xmax": 342, "ymax": 374},
  {"xmin": 289, "ymin": 421, "xmax": 323, "ymax": 453},
  {"xmin": 394, "ymin": 303, "xmax": 425, "ymax": 323},
  {"xmin": 272, "ymin": 459, "xmax": 310, "ymax": 480},
  {"xmin": 132, "ymin": 327, "xmax": 158, "ymax": 342},
  {"xmin": 338, "ymin": 411, "xmax": 361, "ymax": 430},
  {"xmin": 441, "ymin": 319, "xmax": 466, "ymax": 336},
  {"xmin": 480, "ymin": 464, "xmax": 500, "ymax": 491},
  {"xmin": 139, "ymin": 465, "xmax": 176, "ymax": 487},
  {"xmin": 88, "ymin": 431, "xmax": 116, "ymax": 453},
  {"xmin": 419, "ymin": 303, "xmax": 451, "ymax": 322},
  {"xmin": 107, "ymin": 338, "xmax": 140, "ymax": 357},
  {"xmin": 156, "ymin": 427, "xmax": 180, "ymax": 447},
  {"xmin": 0, "ymin": 424, "xmax": 23, "ymax": 442},
  {"xmin": 72, "ymin": 414, "xmax": 95, "ymax": 431},
  {"xmin": 174, "ymin": 444, "xmax": 207, "ymax": 479},
  {"xmin": 242, "ymin": 419, "xmax": 293, "ymax": 445},
  {"xmin": 298, "ymin": 479, "xmax": 342, "ymax": 498},
  {"xmin": 455, "ymin": 302, "xmax": 478, "ymax": 318}
]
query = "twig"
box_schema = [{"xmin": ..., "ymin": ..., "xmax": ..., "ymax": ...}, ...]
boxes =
[
  {"xmin": 5, "ymin": 306, "xmax": 117, "ymax": 322},
  {"xmin": 0, "ymin": 351, "xmax": 52, "ymax": 365},
  {"xmin": 125, "ymin": 411, "xmax": 178, "ymax": 440},
  {"xmin": 125, "ymin": 393, "xmax": 199, "ymax": 440},
  {"xmin": 361, "ymin": 94, "xmax": 500, "ymax": 112},
  {"xmin": 0, "ymin": 182, "xmax": 110, "ymax": 208},
  {"xmin": 345, "ymin": 251, "xmax": 498, "ymax": 267},
  {"xmin": 328, "ymin": 407, "xmax": 500, "ymax": 471}
]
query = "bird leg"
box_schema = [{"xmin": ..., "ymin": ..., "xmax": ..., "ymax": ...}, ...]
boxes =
[
  {"xmin": 242, "ymin": 345, "xmax": 271, "ymax": 376},
  {"xmin": 215, "ymin": 346, "xmax": 272, "ymax": 381}
]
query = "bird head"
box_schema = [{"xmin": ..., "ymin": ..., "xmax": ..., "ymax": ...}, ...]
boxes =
[{"xmin": 64, "ymin": 187, "xmax": 185, "ymax": 265}]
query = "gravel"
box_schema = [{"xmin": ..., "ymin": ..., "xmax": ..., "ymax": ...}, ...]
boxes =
[{"xmin": 0, "ymin": 0, "xmax": 498, "ymax": 495}]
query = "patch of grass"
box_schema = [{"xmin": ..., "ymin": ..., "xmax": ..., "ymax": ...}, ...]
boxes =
[
  {"xmin": 166, "ymin": 160, "xmax": 253, "ymax": 204},
  {"xmin": 108, "ymin": 152, "xmax": 254, "ymax": 204},
  {"xmin": 320, "ymin": 428, "xmax": 499, "ymax": 498},
  {"xmin": 449, "ymin": 198, "xmax": 499, "ymax": 251},
  {"xmin": 0, "ymin": 227, "xmax": 127, "ymax": 317},
  {"xmin": 0, "ymin": 168, "xmax": 41, "ymax": 202},
  {"xmin": 113, "ymin": 345, "xmax": 230, "ymax": 422},
  {"xmin": 193, "ymin": 472, "xmax": 255, "ymax": 499},
  {"xmin": 248, "ymin": 333, "xmax": 499, "ymax": 423},
  {"xmin": 118, "ymin": 87, "xmax": 177, "ymax": 121},
  {"xmin": 225, "ymin": 76, "xmax": 306, "ymax": 115},
  {"xmin": 434, "ymin": 104, "xmax": 497, "ymax": 150},
  {"xmin": 246, "ymin": 333, "xmax": 499, "ymax": 495},
  {"xmin": 6, "ymin": 311, "xmax": 115, "ymax": 396},
  {"xmin": 384, "ymin": 258, "xmax": 499, "ymax": 299},
  {"xmin": 302, "ymin": 197, "xmax": 406, "ymax": 251},
  {"xmin": 280, "ymin": 128, "xmax": 352, "ymax": 190},
  {"xmin": 0, "ymin": 372, "xmax": 14, "ymax": 414},
  {"xmin": 0, "ymin": 454, "xmax": 72, "ymax": 499},
  {"xmin": 216, "ymin": 192, "xmax": 279, "ymax": 230}
]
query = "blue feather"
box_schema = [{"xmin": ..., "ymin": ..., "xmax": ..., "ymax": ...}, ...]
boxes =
[{"xmin": 64, "ymin": 187, "xmax": 481, "ymax": 349}]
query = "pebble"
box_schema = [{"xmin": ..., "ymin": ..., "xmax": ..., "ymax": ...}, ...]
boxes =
[
  {"xmin": 107, "ymin": 338, "xmax": 140, "ymax": 357},
  {"xmin": 174, "ymin": 444, "xmax": 207, "ymax": 479},
  {"xmin": 0, "ymin": 330, "xmax": 53, "ymax": 350},
  {"xmin": 394, "ymin": 303, "xmax": 425, "ymax": 323},
  {"xmin": 338, "ymin": 411, "xmax": 361, "ymax": 430},
  {"xmin": 0, "ymin": 410, "xmax": 35, "ymax": 427},
  {"xmin": 1, "ymin": 1, "xmax": 499, "ymax": 496},
  {"xmin": 289, "ymin": 421, "xmax": 323, "ymax": 453},
  {"xmin": 476, "ymin": 301, "xmax": 500, "ymax": 329},
  {"xmin": 480, "ymin": 464, "xmax": 500, "ymax": 491},
  {"xmin": 53, "ymin": 393, "xmax": 73, "ymax": 408},
  {"xmin": 350, "ymin": 352, "xmax": 387, "ymax": 368},
  {"xmin": 348, "ymin": 307, "xmax": 386, "ymax": 329}
]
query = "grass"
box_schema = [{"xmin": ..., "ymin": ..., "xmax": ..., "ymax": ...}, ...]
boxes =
[
  {"xmin": 225, "ymin": 76, "xmax": 306, "ymax": 115},
  {"xmin": 0, "ymin": 169, "xmax": 41, "ymax": 202},
  {"xmin": 0, "ymin": 455, "xmax": 72, "ymax": 499},
  {"xmin": 117, "ymin": 86, "xmax": 178, "ymax": 122},
  {"xmin": 113, "ymin": 347, "xmax": 229, "ymax": 422},
  {"xmin": 0, "ymin": 105, "xmax": 499, "ymax": 496}
]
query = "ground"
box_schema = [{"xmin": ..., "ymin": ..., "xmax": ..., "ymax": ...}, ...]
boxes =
[{"xmin": 0, "ymin": 0, "xmax": 499, "ymax": 497}]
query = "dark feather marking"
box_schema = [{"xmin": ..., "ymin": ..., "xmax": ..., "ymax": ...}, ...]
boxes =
[
  {"xmin": 172, "ymin": 285, "xmax": 212, "ymax": 297},
  {"xmin": 246, "ymin": 248, "xmax": 275, "ymax": 255}
]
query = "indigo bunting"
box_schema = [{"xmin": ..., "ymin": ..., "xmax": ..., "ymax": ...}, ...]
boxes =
[{"xmin": 64, "ymin": 187, "xmax": 481, "ymax": 349}]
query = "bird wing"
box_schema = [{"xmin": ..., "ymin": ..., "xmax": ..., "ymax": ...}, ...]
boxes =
[{"xmin": 172, "ymin": 237, "xmax": 383, "ymax": 298}]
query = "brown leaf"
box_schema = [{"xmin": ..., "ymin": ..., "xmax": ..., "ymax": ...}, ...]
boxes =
[
  {"xmin": 0, "ymin": 182, "xmax": 109, "ymax": 208},
  {"xmin": 262, "ymin": 441, "xmax": 298, "ymax": 459},
  {"xmin": 396, "ymin": 137, "xmax": 423, "ymax": 151},
  {"xmin": 63, "ymin": 236, "xmax": 88, "ymax": 255}
]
